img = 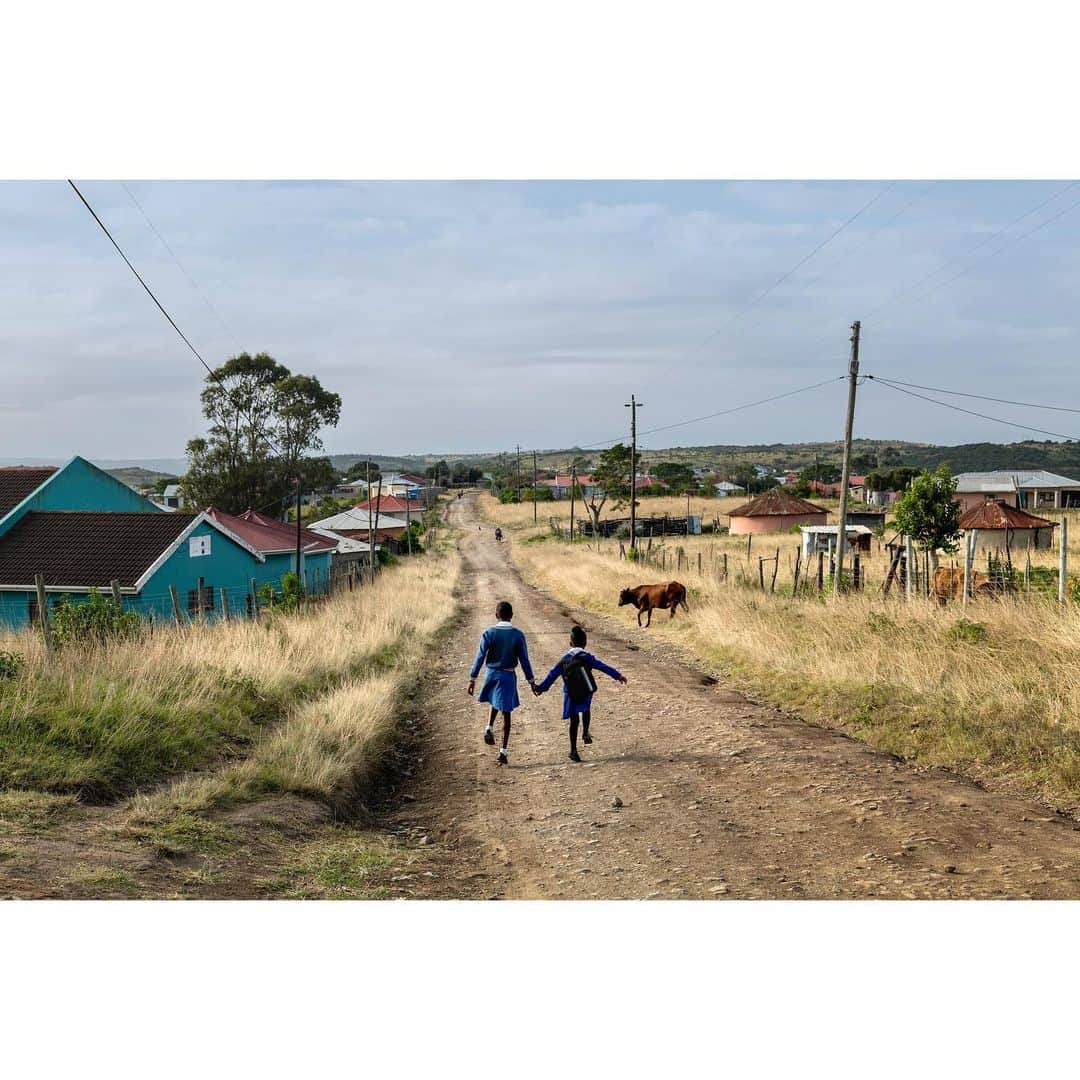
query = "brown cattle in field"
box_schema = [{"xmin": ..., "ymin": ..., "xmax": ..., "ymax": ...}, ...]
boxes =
[
  {"xmin": 932, "ymin": 566, "xmax": 998, "ymax": 604},
  {"xmin": 618, "ymin": 581, "xmax": 689, "ymax": 627}
]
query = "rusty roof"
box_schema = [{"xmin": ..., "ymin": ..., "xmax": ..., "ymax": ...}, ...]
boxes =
[
  {"xmin": 728, "ymin": 489, "xmax": 828, "ymax": 518},
  {"xmin": 0, "ymin": 466, "xmax": 58, "ymax": 518},
  {"xmin": 959, "ymin": 499, "xmax": 1056, "ymax": 531}
]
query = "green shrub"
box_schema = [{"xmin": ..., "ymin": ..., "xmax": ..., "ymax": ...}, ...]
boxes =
[
  {"xmin": 626, "ymin": 547, "xmax": 640, "ymax": 562},
  {"xmin": 51, "ymin": 592, "xmax": 142, "ymax": 649},
  {"xmin": 259, "ymin": 571, "xmax": 303, "ymax": 613},
  {"xmin": 947, "ymin": 618, "xmax": 989, "ymax": 645},
  {"xmin": 0, "ymin": 651, "xmax": 24, "ymax": 680}
]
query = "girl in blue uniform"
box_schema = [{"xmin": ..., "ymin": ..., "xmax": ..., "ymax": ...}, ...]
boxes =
[
  {"xmin": 534, "ymin": 625, "xmax": 627, "ymax": 762},
  {"xmin": 468, "ymin": 600, "xmax": 535, "ymax": 765}
]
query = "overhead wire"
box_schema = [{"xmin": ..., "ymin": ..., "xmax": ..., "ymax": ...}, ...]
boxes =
[{"xmin": 865, "ymin": 375, "xmax": 1080, "ymax": 415}]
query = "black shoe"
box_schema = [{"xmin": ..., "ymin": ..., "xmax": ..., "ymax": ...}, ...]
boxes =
[
  {"xmin": 484, "ymin": 728, "xmax": 495, "ymax": 745},
  {"xmin": 569, "ymin": 750, "xmax": 581, "ymax": 762},
  {"xmin": 582, "ymin": 733, "xmax": 593, "ymax": 744},
  {"xmin": 497, "ymin": 750, "xmax": 508, "ymax": 765}
]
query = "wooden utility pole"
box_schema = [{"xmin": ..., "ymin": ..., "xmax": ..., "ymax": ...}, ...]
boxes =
[
  {"xmin": 515, "ymin": 444, "xmax": 522, "ymax": 504},
  {"xmin": 367, "ymin": 461, "xmax": 375, "ymax": 584},
  {"xmin": 532, "ymin": 450, "xmax": 538, "ymax": 524},
  {"xmin": 834, "ymin": 320, "xmax": 860, "ymax": 595},
  {"xmin": 625, "ymin": 395, "xmax": 643, "ymax": 550},
  {"xmin": 295, "ymin": 475, "xmax": 303, "ymax": 586},
  {"xmin": 371, "ymin": 475, "xmax": 383, "ymax": 583},
  {"xmin": 569, "ymin": 463, "xmax": 576, "ymax": 542},
  {"xmin": 34, "ymin": 574, "xmax": 54, "ymax": 656},
  {"xmin": 1059, "ymin": 515, "xmax": 1069, "ymax": 604}
]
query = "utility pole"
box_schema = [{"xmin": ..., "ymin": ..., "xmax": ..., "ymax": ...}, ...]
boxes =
[
  {"xmin": 515, "ymin": 444, "xmax": 522, "ymax": 504},
  {"xmin": 532, "ymin": 450, "xmax": 538, "ymax": 524},
  {"xmin": 834, "ymin": 320, "xmax": 860, "ymax": 595},
  {"xmin": 569, "ymin": 462, "xmax": 576, "ymax": 542},
  {"xmin": 367, "ymin": 461, "xmax": 375, "ymax": 584},
  {"xmin": 625, "ymin": 395, "xmax": 643, "ymax": 550},
  {"xmin": 295, "ymin": 475, "xmax": 303, "ymax": 587}
]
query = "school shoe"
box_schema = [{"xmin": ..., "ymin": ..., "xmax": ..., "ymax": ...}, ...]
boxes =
[
  {"xmin": 582, "ymin": 733, "xmax": 593, "ymax": 744},
  {"xmin": 568, "ymin": 750, "xmax": 581, "ymax": 762},
  {"xmin": 497, "ymin": 750, "xmax": 508, "ymax": 765},
  {"xmin": 483, "ymin": 728, "xmax": 495, "ymax": 745}
]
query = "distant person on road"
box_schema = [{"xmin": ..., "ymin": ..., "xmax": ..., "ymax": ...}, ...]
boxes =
[
  {"xmin": 533, "ymin": 625, "xmax": 627, "ymax": 762},
  {"xmin": 468, "ymin": 600, "xmax": 535, "ymax": 765}
]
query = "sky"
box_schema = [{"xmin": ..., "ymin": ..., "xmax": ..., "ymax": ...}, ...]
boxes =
[{"xmin": 2, "ymin": 179, "xmax": 1079, "ymax": 464}]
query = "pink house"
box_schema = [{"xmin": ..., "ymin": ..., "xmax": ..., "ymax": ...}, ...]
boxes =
[{"xmin": 728, "ymin": 489, "xmax": 828, "ymax": 535}]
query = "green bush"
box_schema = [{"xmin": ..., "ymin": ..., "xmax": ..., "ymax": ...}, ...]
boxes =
[
  {"xmin": 259, "ymin": 571, "xmax": 303, "ymax": 613},
  {"xmin": 947, "ymin": 618, "xmax": 989, "ymax": 645},
  {"xmin": 0, "ymin": 651, "xmax": 24, "ymax": 680},
  {"xmin": 51, "ymin": 592, "xmax": 142, "ymax": 649},
  {"xmin": 626, "ymin": 547, "xmax": 640, "ymax": 561}
]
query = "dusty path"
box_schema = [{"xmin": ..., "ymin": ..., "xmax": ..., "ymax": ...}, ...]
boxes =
[{"xmin": 394, "ymin": 495, "xmax": 1080, "ymax": 899}]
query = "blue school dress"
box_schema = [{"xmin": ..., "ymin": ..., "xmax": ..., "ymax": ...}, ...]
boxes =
[
  {"xmin": 469, "ymin": 621, "xmax": 534, "ymax": 713},
  {"xmin": 535, "ymin": 648, "xmax": 623, "ymax": 719}
]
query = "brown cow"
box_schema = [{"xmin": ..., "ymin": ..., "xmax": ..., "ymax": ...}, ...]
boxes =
[
  {"xmin": 931, "ymin": 566, "xmax": 998, "ymax": 605},
  {"xmin": 618, "ymin": 581, "xmax": 689, "ymax": 627}
]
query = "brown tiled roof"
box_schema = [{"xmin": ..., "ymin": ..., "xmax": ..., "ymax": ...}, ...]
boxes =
[
  {"xmin": 0, "ymin": 466, "xmax": 58, "ymax": 518},
  {"xmin": 728, "ymin": 489, "xmax": 828, "ymax": 518},
  {"xmin": 0, "ymin": 511, "xmax": 196, "ymax": 588},
  {"xmin": 960, "ymin": 500, "xmax": 1056, "ymax": 531}
]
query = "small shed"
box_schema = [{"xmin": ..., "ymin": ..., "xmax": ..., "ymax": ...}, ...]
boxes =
[
  {"xmin": 800, "ymin": 524, "xmax": 872, "ymax": 556},
  {"xmin": 960, "ymin": 499, "xmax": 1057, "ymax": 552},
  {"xmin": 845, "ymin": 509, "xmax": 887, "ymax": 531},
  {"xmin": 727, "ymin": 489, "xmax": 828, "ymax": 535}
]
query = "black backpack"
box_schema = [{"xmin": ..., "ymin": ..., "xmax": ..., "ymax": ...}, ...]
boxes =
[{"xmin": 562, "ymin": 654, "xmax": 598, "ymax": 700}]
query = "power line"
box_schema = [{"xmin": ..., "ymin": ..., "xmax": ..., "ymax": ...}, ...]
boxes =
[
  {"xmin": 864, "ymin": 180, "xmax": 1080, "ymax": 324},
  {"xmin": 865, "ymin": 375, "xmax": 1080, "ymax": 415},
  {"xmin": 688, "ymin": 183, "xmax": 896, "ymax": 354},
  {"xmin": 121, "ymin": 182, "xmax": 244, "ymax": 353},
  {"xmin": 579, "ymin": 374, "xmax": 846, "ymax": 450},
  {"xmin": 868, "ymin": 377, "xmax": 1080, "ymax": 442}
]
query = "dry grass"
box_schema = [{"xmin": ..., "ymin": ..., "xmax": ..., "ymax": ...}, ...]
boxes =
[
  {"xmin": 0, "ymin": 544, "xmax": 460, "ymax": 802},
  {"xmin": 489, "ymin": 499, "xmax": 1080, "ymax": 809}
]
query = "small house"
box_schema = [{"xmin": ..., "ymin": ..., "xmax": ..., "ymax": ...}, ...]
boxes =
[
  {"xmin": 308, "ymin": 507, "xmax": 409, "ymax": 547},
  {"xmin": 714, "ymin": 481, "xmax": 745, "ymax": 497},
  {"xmin": 0, "ymin": 510, "xmax": 268, "ymax": 629},
  {"xmin": 728, "ymin": 490, "xmax": 828, "ymax": 535},
  {"xmin": 310, "ymin": 528, "xmax": 378, "ymax": 579},
  {"xmin": 800, "ymin": 524, "xmax": 872, "ymax": 557},
  {"xmin": 959, "ymin": 499, "xmax": 1057, "ymax": 553},
  {"xmin": 540, "ymin": 474, "xmax": 597, "ymax": 499},
  {"xmin": 954, "ymin": 470, "xmax": 1080, "ymax": 513},
  {"xmin": 352, "ymin": 494, "xmax": 426, "ymax": 519}
]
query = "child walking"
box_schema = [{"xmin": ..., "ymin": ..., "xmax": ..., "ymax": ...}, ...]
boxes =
[
  {"xmin": 534, "ymin": 625, "xmax": 627, "ymax": 762},
  {"xmin": 468, "ymin": 600, "xmax": 535, "ymax": 765}
]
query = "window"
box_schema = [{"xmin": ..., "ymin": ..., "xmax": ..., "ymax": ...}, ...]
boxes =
[
  {"xmin": 186, "ymin": 585, "xmax": 215, "ymax": 615},
  {"xmin": 189, "ymin": 534, "xmax": 212, "ymax": 557}
]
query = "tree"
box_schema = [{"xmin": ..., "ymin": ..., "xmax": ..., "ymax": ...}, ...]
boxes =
[
  {"xmin": 345, "ymin": 459, "xmax": 381, "ymax": 484},
  {"xmin": 584, "ymin": 443, "xmax": 632, "ymax": 535},
  {"xmin": 892, "ymin": 465, "xmax": 961, "ymax": 569},
  {"xmin": 183, "ymin": 352, "xmax": 342, "ymax": 514},
  {"xmin": 654, "ymin": 462, "xmax": 696, "ymax": 493}
]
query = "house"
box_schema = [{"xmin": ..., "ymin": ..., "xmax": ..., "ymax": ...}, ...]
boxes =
[
  {"xmin": 205, "ymin": 507, "xmax": 336, "ymax": 595},
  {"xmin": 728, "ymin": 489, "xmax": 828, "ymax": 535},
  {"xmin": 1, "ymin": 456, "xmax": 160, "ymax": 539},
  {"xmin": 307, "ymin": 507, "xmax": 409, "ymax": 546},
  {"xmin": 540, "ymin": 474, "xmax": 598, "ymax": 499},
  {"xmin": 845, "ymin": 508, "xmax": 887, "ymax": 531},
  {"xmin": 800, "ymin": 524, "xmax": 872, "ymax": 556},
  {"xmin": 377, "ymin": 473, "xmax": 425, "ymax": 499},
  {"xmin": 0, "ymin": 509, "xmax": 269, "ymax": 629},
  {"xmin": 953, "ymin": 470, "xmax": 1080, "ymax": 513},
  {"xmin": 352, "ymin": 494, "xmax": 426, "ymax": 519},
  {"xmin": 959, "ymin": 499, "xmax": 1057, "ymax": 552},
  {"xmin": 714, "ymin": 481, "xmax": 746, "ymax": 497},
  {"xmin": 310, "ymin": 528, "xmax": 378, "ymax": 578},
  {"xmin": 161, "ymin": 483, "xmax": 184, "ymax": 510}
]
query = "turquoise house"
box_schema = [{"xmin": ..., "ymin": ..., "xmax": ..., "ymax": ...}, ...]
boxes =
[{"xmin": 0, "ymin": 457, "xmax": 287, "ymax": 630}]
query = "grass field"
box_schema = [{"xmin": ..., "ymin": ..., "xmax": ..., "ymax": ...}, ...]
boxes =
[
  {"xmin": 482, "ymin": 493, "xmax": 1080, "ymax": 810},
  {"xmin": 0, "ymin": 545, "xmax": 460, "ymax": 807}
]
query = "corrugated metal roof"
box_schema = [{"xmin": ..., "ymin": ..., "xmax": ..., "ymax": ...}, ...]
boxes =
[
  {"xmin": 728, "ymin": 489, "xmax": 828, "ymax": 518},
  {"xmin": 959, "ymin": 500, "xmax": 1056, "ymax": 531},
  {"xmin": 954, "ymin": 470, "xmax": 1080, "ymax": 492},
  {"xmin": 205, "ymin": 507, "xmax": 337, "ymax": 555},
  {"xmin": 307, "ymin": 508, "xmax": 408, "ymax": 531}
]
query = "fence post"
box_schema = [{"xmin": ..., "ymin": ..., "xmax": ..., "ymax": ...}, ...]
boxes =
[
  {"xmin": 1059, "ymin": 515, "xmax": 1069, "ymax": 604},
  {"xmin": 962, "ymin": 530, "xmax": 973, "ymax": 606},
  {"xmin": 722, "ymin": 552, "xmax": 728, "ymax": 581},
  {"xmin": 905, "ymin": 535, "xmax": 914, "ymax": 603},
  {"xmin": 770, "ymin": 548, "xmax": 779, "ymax": 593},
  {"xmin": 250, "ymin": 578, "xmax": 260, "ymax": 618},
  {"xmin": 817, "ymin": 550, "xmax": 824, "ymax": 592},
  {"xmin": 793, "ymin": 548, "xmax": 802, "ymax": 594},
  {"xmin": 110, "ymin": 579, "xmax": 124, "ymax": 609},
  {"xmin": 34, "ymin": 574, "xmax": 55, "ymax": 657},
  {"xmin": 197, "ymin": 576, "xmax": 205, "ymax": 620},
  {"xmin": 697, "ymin": 551, "xmax": 702, "ymax": 575},
  {"xmin": 169, "ymin": 584, "xmax": 183, "ymax": 626},
  {"xmin": 221, "ymin": 588, "xmax": 231, "ymax": 620}
]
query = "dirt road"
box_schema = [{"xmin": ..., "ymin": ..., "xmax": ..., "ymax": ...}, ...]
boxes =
[{"xmin": 394, "ymin": 496, "xmax": 1080, "ymax": 898}]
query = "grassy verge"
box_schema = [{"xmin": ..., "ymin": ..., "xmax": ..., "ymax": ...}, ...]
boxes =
[
  {"xmin": 493, "ymin": 500, "xmax": 1080, "ymax": 810},
  {"xmin": 0, "ymin": 545, "xmax": 459, "ymax": 803}
]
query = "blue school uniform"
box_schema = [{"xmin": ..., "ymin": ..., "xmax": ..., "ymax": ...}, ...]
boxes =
[
  {"xmin": 535, "ymin": 648, "xmax": 623, "ymax": 719},
  {"xmin": 470, "ymin": 621, "xmax": 534, "ymax": 713}
]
